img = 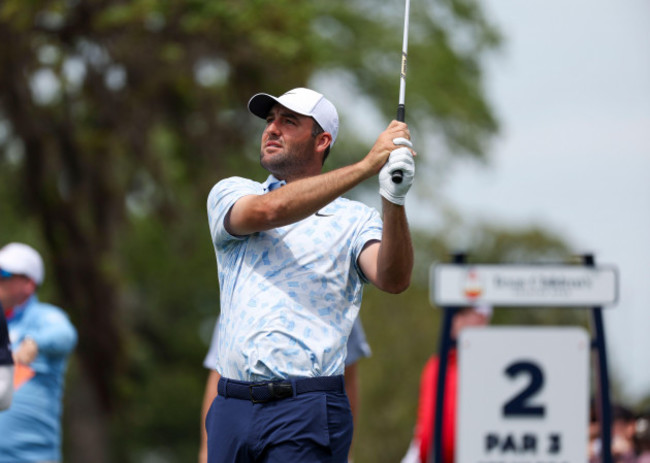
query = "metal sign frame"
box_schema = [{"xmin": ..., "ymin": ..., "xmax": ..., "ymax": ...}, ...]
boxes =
[{"xmin": 429, "ymin": 253, "xmax": 614, "ymax": 463}]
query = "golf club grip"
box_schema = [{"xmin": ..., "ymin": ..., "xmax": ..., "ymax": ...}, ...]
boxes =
[{"xmin": 392, "ymin": 104, "xmax": 406, "ymax": 183}]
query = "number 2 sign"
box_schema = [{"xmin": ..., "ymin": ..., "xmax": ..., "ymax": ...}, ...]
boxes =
[{"xmin": 456, "ymin": 327, "xmax": 589, "ymax": 463}]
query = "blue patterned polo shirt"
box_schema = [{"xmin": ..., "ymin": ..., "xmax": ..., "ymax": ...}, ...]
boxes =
[{"xmin": 207, "ymin": 175, "xmax": 382, "ymax": 381}]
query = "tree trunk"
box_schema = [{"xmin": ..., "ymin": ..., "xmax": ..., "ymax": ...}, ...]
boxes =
[{"xmin": 66, "ymin": 370, "xmax": 111, "ymax": 463}]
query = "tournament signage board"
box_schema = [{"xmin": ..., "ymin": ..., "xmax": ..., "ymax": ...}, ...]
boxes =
[
  {"xmin": 456, "ymin": 327, "xmax": 589, "ymax": 463},
  {"xmin": 431, "ymin": 264, "xmax": 618, "ymax": 307}
]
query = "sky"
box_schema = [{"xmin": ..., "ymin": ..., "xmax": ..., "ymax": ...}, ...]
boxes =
[{"xmin": 440, "ymin": 0, "xmax": 650, "ymax": 402}]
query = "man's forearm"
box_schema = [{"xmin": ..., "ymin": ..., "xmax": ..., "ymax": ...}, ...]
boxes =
[
  {"xmin": 228, "ymin": 160, "xmax": 374, "ymax": 236},
  {"xmin": 272, "ymin": 161, "xmax": 374, "ymax": 220},
  {"xmin": 373, "ymin": 198, "xmax": 413, "ymax": 293}
]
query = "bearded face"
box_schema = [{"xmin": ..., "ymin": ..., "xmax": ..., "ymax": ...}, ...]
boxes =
[{"xmin": 260, "ymin": 105, "xmax": 321, "ymax": 180}]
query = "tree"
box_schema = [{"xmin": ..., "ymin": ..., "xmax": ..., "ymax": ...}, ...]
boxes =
[{"xmin": 0, "ymin": 0, "xmax": 501, "ymax": 460}]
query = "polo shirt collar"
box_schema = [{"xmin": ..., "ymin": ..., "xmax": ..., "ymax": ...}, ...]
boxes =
[{"xmin": 262, "ymin": 175, "xmax": 286, "ymax": 192}]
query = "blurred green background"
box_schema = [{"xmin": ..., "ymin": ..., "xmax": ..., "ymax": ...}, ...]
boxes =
[{"xmin": 1, "ymin": 1, "xmax": 646, "ymax": 461}]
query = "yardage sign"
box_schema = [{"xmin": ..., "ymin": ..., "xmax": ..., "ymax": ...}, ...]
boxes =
[
  {"xmin": 431, "ymin": 264, "xmax": 618, "ymax": 307},
  {"xmin": 457, "ymin": 327, "xmax": 589, "ymax": 463}
]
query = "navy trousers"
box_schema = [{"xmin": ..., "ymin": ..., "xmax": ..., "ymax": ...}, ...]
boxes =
[{"xmin": 206, "ymin": 377, "xmax": 353, "ymax": 462}]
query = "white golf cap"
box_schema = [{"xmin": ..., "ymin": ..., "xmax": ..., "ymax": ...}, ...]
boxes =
[
  {"xmin": 248, "ymin": 87, "xmax": 339, "ymax": 145},
  {"xmin": 0, "ymin": 242, "xmax": 44, "ymax": 285}
]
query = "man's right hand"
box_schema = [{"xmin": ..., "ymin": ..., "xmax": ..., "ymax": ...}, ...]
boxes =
[{"xmin": 364, "ymin": 120, "xmax": 413, "ymax": 174}]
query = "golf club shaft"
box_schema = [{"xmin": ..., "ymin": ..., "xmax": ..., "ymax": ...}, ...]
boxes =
[{"xmin": 392, "ymin": 0, "xmax": 411, "ymax": 184}]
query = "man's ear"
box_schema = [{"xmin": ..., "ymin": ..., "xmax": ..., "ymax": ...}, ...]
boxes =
[
  {"xmin": 26, "ymin": 279, "xmax": 37, "ymax": 295},
  {"xmin": 315, "ymin": 132, "xmax": 332, "ymax": 160}
]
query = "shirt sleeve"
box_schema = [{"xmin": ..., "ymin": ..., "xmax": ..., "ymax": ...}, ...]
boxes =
[
  {"xmin": 351, "ymin": 205, "xmax": 383, "ymax": 282},
  {"xmin": 207, "ymin": 177, "xmax": 263, "ymax": 246},
  {"xmin": 28, "ymin": 308, "xmax": 77, "ymax": 356}
]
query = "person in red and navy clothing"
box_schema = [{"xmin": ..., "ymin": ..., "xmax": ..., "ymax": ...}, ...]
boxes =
[{"xmin": 401, "ymin": 305, "xmax": 492, "ymax": 463}]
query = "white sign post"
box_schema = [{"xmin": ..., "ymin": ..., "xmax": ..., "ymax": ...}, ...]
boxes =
[{"xmin": 456, "ymin": 327, "xmax": 590, "ymax": 463}]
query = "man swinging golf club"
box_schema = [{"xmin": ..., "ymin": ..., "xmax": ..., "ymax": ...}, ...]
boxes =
[{"xmin": 204, "ymin": 86, "xmax": 416, "ymax": 462}]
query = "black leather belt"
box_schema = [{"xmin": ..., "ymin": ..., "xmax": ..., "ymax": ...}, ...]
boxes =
[{"xmin": 218, "ymin": 375, "xmax": 344, "ymax": 403}]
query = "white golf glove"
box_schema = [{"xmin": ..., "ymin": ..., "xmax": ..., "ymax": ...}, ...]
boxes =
[{"xmin": 379, "ymin": 138, "xmax": 415, "ymax": 206}]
